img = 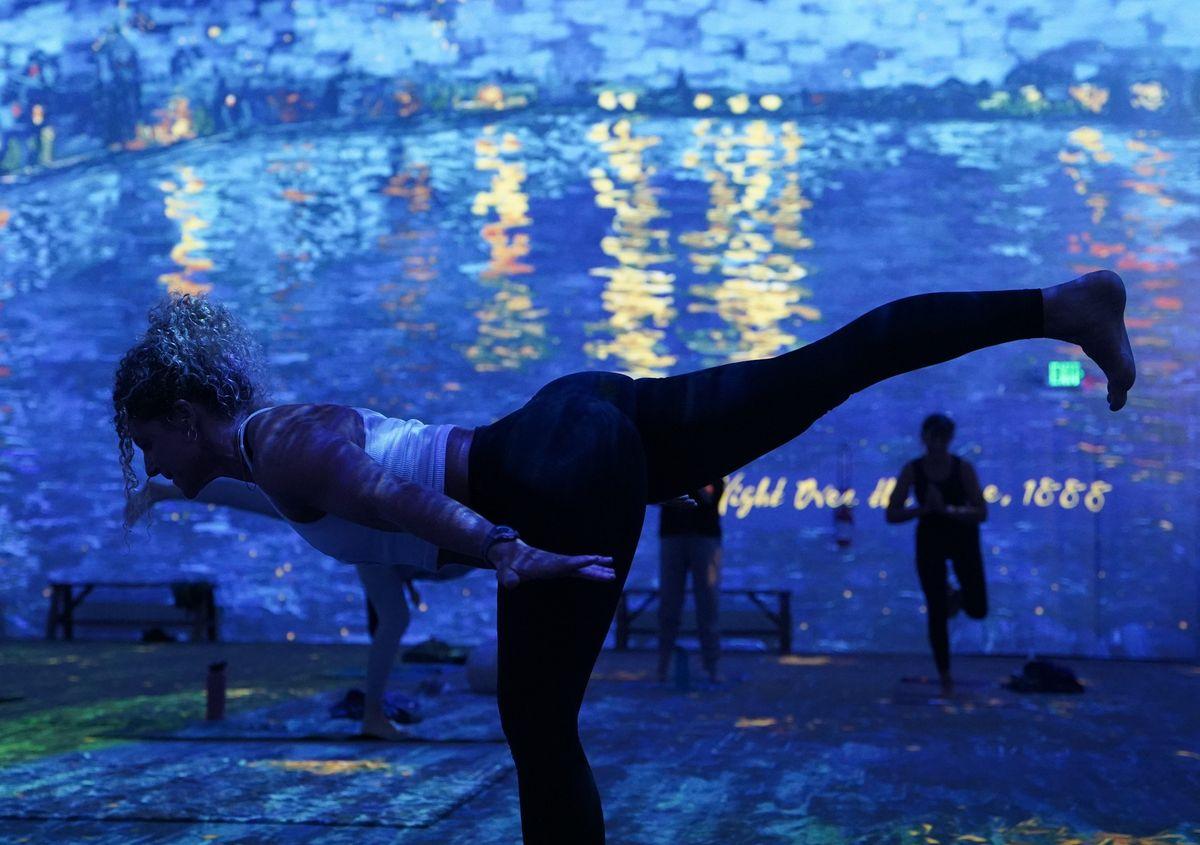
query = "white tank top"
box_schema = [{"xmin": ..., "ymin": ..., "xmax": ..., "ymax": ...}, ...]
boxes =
[{"xmin": 237, "ymin": 406, "xmax": 453, "ymax": 571}]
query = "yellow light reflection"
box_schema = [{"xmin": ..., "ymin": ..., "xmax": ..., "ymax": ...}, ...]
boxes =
[
  {"xmin": 735, "ymin": 717, "xmax": 777, "ymax": 728},
  {"xmin": 157, "ymin": 165, "xmax": 214, "ymax": 295},
  {"xmin": 249, "ymin": 759, "xmax": 392, "ymax": 775},
  {"xmin": 1130, "ymin": 81, "xmax": 1166, "ymax": 111},
  {"xmin": 1057, "ymin": 117, "xmax": 1183, "ymax": 487},
  {"xmin": 128, "ymin": 96, "xmax": 197, "ymax": 151},
  {"xmin": 1069, "ymin": 83, "xmax": 1109, "ymax": 113},
  {"xmin": 777, "ymin": 655, "xmax": 830, "ymax": 666},
  {"xmin": 584, "ymin": 118, "xmax": 677, "ymax": 377},
  {"xmin": 1019, "ymin": 84, "xmax": 1047, "ymax": 111},
  {"xmin": 465, "ymin": 127, "xmax": 546, "ymax": 372},
  {"xmin": 382, "ymin": 164, "xmax": 432, "ymax": 214},
  {"xmin": 377, "ymin": 163, "xmax": 440, "ymax": 348},
  {"xmin": 680, "ymin": 119, "xmax": 820, "ymax": 362}
]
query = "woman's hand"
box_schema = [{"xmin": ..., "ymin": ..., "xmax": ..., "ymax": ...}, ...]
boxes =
[
  {"xmin": 123, "ymin": 479, "xmax": 176, "ymax": 529},
  {"xmin": 491, "ymin": 540, "xmax": 616, "ymax": 590},
  {"xmin": 923, "ymin": 484, "xmax": 946, "ymax": 515},
  {"xmin": 660, "ymin": 493, "xmax": 700, "ymax": 510}
]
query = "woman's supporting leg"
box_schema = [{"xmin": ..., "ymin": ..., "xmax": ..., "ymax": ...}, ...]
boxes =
[
  {"xmin": 915, "ymin": 543, "xmax": 951, "ymax": 680},
  {"xmin": 469, "ymin": 392, "xmax": 649, "ymax": 845},
  {"xmin": 632, "ymin": 272, "xmax": 1134, "ymax": 502}
]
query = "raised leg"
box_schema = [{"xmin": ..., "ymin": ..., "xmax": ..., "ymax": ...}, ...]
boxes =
[
  {"xmin": 633, "ymin": 273, "xmax": 1133, "ymax": 501},
  {"xmin": 952, "ymin": 543, "xmax": 988, "ymax": 620},
  {"xmin": 1043, "ymin": 270, "xmax": 1135, "ymax": 411}
]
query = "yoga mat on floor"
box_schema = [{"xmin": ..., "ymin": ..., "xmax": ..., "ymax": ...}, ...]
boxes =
[
  {"xmin": 0, "ymin": 739, "xmax": 511, "ymax": 828},
  {"xmin": 148, "ymin": 681, "xmax": 652, "ymax": 744},
  {"xmin": 320, "ymin": 663, "xmax": 451, "ymax": 681},
  {"xmin": 163, "ymin": 689, "xmax": 508, "ymax": 743},
  {"xmin": 889, "ymin": 675, "xmax": 1012, "ymax": 707}
]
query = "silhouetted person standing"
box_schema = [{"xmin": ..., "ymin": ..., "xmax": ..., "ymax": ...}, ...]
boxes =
[
  {"xmin": 657, "ymin": 479, "xmax": 725, "ymax": 683},
  {"xmin": 886, "ymin": 414, "xmax": 988, "ymax": 696}
]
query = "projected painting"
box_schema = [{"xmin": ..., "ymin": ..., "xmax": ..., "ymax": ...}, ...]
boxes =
[{"xmin": 0, "ymin": 0, "xmax": 1196, "ymax": 659}]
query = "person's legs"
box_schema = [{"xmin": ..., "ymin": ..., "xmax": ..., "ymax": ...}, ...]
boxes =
[
  {"xmin": 915, "ymin": 534, "xmax": 951, "ymax": 683},
  {"xmin": 953, "ymin": 539, "xmax": 988, "ymax": 620},
  {"xmin": 459, "ymin": 272, "xmax": 1133, "ymax": 840},
  {"xmin": 631, "ymin": 274, "xmax": 1133, "ymax": 501},
  {"xmin": 689, "ymin": 536, "xmax": 722, "ymax": 678},
  {"xmin": 657, "ymin": 536, "xmax": 688, "ymax": 681},
  {"xmin": 355, "ymin": 564, "xmax": 411, "ymax": 739},
  {"xmin": 633, "ymin": 288, "xmax": 1044, "ymax": 500},
  {"xmin": 469, "ymin": 391, "xmax": 648, "ymax": 845}
]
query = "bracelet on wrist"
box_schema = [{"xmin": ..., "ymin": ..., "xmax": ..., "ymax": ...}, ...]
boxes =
[{"xmin": 482, "ymin": 524, "xmax": 520, "ymax": 566}]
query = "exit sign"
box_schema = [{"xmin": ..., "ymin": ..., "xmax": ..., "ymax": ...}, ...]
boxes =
[{"xmin": 1048, "ymin": 360, "xmax": 1084, "ymax": 387}]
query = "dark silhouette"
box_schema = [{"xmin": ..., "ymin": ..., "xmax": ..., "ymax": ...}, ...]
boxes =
[
  {"xmin": 656, "ymin": 479, "xmax": 726, "ymax": 683},
  {"xmin": 886, "ymin": 413, "xmax": 988, "ymax": 696}
]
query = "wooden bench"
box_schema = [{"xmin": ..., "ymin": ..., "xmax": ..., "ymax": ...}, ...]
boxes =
[
  {"xmin": 614, "ymin": 588, "xmax": 792, "ymax": 654},
  {"xmin": 45, "ymin": 581, "xmax": 218, "ymax": 642}
]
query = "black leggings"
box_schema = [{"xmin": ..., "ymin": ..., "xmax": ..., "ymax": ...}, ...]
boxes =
[
  {"xmin": 916, "ymin": 524, "xmax": 989, "ymax": 677},
  {"xmin": 466, "ymin": 289, "xmax": 1042, "ymax": 844}
]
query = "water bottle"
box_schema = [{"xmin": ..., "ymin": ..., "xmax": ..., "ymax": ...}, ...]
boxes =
[
  {"xmin": 205, "ymin": 660, "xmax": 227, "ymax": 721},
  {"xmin": 833, "ymin": 503, "xmax": 854, "ymax": 548},
  {"xmin": 672, "ymin": 645, "xmax": 690, "ymax": 692}
]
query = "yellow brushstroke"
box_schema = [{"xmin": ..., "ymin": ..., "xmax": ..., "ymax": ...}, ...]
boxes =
[{"xmin": 249, "ymin": 759, "xmax": 392, "ymax": 775}]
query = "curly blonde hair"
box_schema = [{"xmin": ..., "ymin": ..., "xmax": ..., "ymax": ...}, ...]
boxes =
[{"xmin": 112, "ymin": 293, "xmax": 272, "ymax": 514}]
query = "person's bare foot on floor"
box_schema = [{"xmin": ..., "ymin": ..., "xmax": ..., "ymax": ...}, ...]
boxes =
[
  {"xmin": 1042, "ymin": 270, "xmax": 1136, "ymax": 411},
  {"xmin": 938, "ymin": 674, "xmax": 955, "ymax": 698}
]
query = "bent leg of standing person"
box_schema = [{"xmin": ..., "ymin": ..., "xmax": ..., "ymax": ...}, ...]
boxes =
[
  {"xmin": 631, "ymin": 275, "xmax": 1132, "ymax": 501},
  {"xmin": 953, "ymin": 541, "xmax": 988, "ymax": 621},
  {"xmin": 690, "ymin": 536, "xmax": 722, "ymax": 679},
  {"xmin": 657, "ymin": 536, "xmax": 688, "ymax": 681},
  {"xmin": 469, "ymin": 392, "xmax": 648, "ymax": 845}
]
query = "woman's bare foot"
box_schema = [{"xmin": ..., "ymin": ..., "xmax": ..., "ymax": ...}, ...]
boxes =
[
  {"xmin": 938, "ymin": 673, "xmax": 954, "ymax": 698},
  {"xmin": 1042, "ymin": 270, "xmax": 1136, "ymax": 411}
]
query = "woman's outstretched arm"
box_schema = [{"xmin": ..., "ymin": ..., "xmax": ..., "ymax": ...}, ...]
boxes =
[
  {"xmin": 252, "ymin": 424, "xmax": 616, "ymax": 589},
  {"xmin": 125, "ymin": 477, "xmax": 284, "ymax": 527},
  {"xmin": 184, "ymin": 477, "xmax": 284, "ymax": 518}
]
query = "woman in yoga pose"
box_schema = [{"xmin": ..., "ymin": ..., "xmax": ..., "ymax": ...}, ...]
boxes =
[
  {"xmin": 886, "ymin": 413, "xmax": 989, "ymax": 696},
  {"xmin": 113, "ymin": 270, "xmax": 1134, "ymax": 844}
]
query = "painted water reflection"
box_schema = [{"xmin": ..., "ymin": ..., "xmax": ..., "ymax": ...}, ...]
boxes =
[{"xmin": 0, "ymin": 112, "xmax": 1195, "ymax": 657}]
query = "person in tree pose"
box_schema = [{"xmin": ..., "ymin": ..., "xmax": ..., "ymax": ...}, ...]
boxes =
[{"xmin": 886, "ymin": 413, "xmax": 989, "ymax": 696}]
